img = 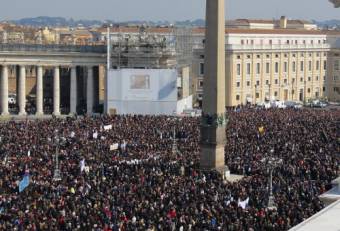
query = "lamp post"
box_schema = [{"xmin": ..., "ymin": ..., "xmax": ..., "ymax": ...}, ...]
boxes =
[
  {"xmin": 261, "ymin": 152, "xmax": 283, "ymax": 210},
  {"xmin": 172, "ymin": 127, "xmax": 178, "ymax": 155},
  {"xmin": 53, "ymin": 130, "xmax": 62, "ymax": 181}
]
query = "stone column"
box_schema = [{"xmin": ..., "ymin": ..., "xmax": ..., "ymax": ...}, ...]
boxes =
[
  {"xmin": 1, "ymin": 65, "xmax": 9, "ymax": 115},
  {"xmin": 36, "ymin": 65, "xmax": 44, "ymax": 115},
  {"xmin": 53, "ymin": 66, "xmax": 61, "ymax": 116},
  {"xmin": 18, "ymin": 65, "xmax": 27, "ymax": 115},
  {"xmin": 70, "ymin": 66, "xmax": 77, "ymax": 115},
  {"xmin": 200, "ymin": 0, "xmax": 227, "ymax": 171},
  {"xmin": 86, "ymin": 66, "xmax": 94, "ymax": 115}
]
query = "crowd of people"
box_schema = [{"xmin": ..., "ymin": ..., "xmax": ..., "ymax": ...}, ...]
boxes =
[{"xmin": 0, "ymin": 108, "xmax": 339, "ymax": 230}]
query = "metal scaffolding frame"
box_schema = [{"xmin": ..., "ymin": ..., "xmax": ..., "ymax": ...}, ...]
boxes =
[{"xmin": 109, "ymin": 26, "xmax": 193, "ymax": 69}]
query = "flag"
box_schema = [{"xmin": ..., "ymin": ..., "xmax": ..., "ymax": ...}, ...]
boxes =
[
  {"xmin": 110, "ymin": 143, "xmax": 119, "ymax": 151},
  {"xmin": 258, "ymin": 126, "xmax": 265, "ymax": 135},
  {"xmin": 238, "ymin": 197, "xmax": 249, "ymax": 209},
  {"xmin": 93, "ymin": 132, "xmax": 98, "ymax": 139},
  {"xmin": 27, "ymin": 150, "xmax": 31, "ymax": 157},
  {"xmin": 70, "ymin": 131, "xmax": 75, "ymax": 138},
  {"xmin": 19, "ymin": 174, "xmax": 30, "ymax": 193},
  {"xmin": 104, "ymin": 125, "xmax": 112, "ymax": 130},
  {"xmin": 80, "ymin": 159, "xmax": 86, "ymax": 172}
]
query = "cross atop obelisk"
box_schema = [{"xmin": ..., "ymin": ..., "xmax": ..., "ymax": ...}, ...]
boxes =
[{"xmin": 200, "ymin": 0, "xmax": 227, "ymax": 172}]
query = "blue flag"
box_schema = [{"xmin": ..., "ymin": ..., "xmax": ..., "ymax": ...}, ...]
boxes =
[{"xmin": 19, "ymin": 175, "xmax": 30, "ymax": 193}]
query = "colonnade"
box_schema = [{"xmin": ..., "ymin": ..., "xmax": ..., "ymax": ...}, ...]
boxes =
[{"xmin": 0, "ymin": 64, "xmax": 97, "ymax": 116}]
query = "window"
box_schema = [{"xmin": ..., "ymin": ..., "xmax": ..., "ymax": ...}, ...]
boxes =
[
  {"xmin": 247, "ymin": 81, "xmax": 250, "ymax": 86},
  {"xmin": 266, "ymin": 54, "xmax": 270, "ymax": 58},
  {"xmin": 247, "ymin": 63, "xmax": 251, "ymax": 75},
  {"xmin": 307, "ymin": 88, "xmax": 311, "ymax": 93},
  {"xmin": 308, "ymin": 77, "xmax": 311, "ymax": 82},
  {"xmin": 266, "ymin": 80, "xmax": 269, "ymax": 85},
  {"xmin": 256, "ymin": 63, "xmax": 260, "ymax": 74},
  {"xmin": 236, "ymin": 82, "xmax": 240, "ymax": 87},
  {"xmin": 275, "ymin": 79, "xmax": 278, "ymax": 84},
  {"xmin": 300, "ymin": 77, "xmax": 304, "ymax": 82},
  {"xmin": 241, "ymin": 40, "xmax": 244, "ymax": 45},
  {"xmin": 275, "ymin": 62, "xmax": 279, "ymax": 73},
  {"xmin": 237, "ymin": 55, "xmax": 241, "ymax": 59},
  {"xmin": 266, "ymin": 62, "xmax": 270, "ymax": 74},
  {"xmin": 316, "ymin": 76, "xmax": 319, "ymax": 81},
  {"xmin": 237, "ymin": 64, "xmax": 241, "ymax": 75},
  {"xmin": 309, "ymin": 61, "xmax": 312, "ymax": 71},
  {"xmin": 256, "ymin": 80, "xmax": 260, "ymax": 86},
  {"xmin": 284, "ymin": 62, "xmax": 288, "ymax": 73},
  {"xmin": 300, "ymin": 61, "xmax": 304, "ymax": 72},
  {"xmin": 334, "ymin": 60, "xmax": 340, "ymax": 71},
  {"xmin": 323, "ymin": 87, "xmax": 325, "ymax": 92},
  {"xmin": 236, "ymin": 95, "xmax": 240, "ymax": 100},
  {"xmin": 199, "ymin": 63, "xmax": 204, "ymax": 75},
  {"xmin": 334, "ymin": 76, "xmax": 338, "ymax": 81},
  {"xmin": 257, "ymin": 55, "xmax": 261, "ymax": 59},
  {"xmin": 292, "ymin": 78, "xmax": 295, "ymax": 84},
  {"xmin": 324, "ymin": 60, "xmax": 327, "ymax": 70},
  {"xmin": 316, "ymin": 61, "xmax": 320, "ymax": 70},
  {"xmin": 256, "ymin": 93, "xmax": 260, "ymax": 98},
  {"xmin": 274, "ymin": 91, "xmax": 278, "ymax": 97},
  {"xmin": 284, "ymin": 79, "xmax": 287, "ymax": 84},
  {"xmin": 198, "ymin": 80, "xmax": 204, "ymax": 88},
  {"xmin": 292, "ymin": 61, "xmax": 296, "ymax": 72},
  {"xmin": 275, "ymin": 54, "xmax": 279, "ymax": 58},
  {"xmin": 323, "ymin": 76, "xmax": 326, "ymax": 81},
  {"xmin": 247, "ymin": 55, "xmax": 251, "ymax": 59}
]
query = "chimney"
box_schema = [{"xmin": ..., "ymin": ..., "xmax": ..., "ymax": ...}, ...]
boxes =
[{"xmin": 280, "ymin": 16, "xmax": 287, "ymax": 29}]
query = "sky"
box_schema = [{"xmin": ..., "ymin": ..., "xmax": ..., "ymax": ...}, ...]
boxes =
[{"xmin": 0, "ymin": 0, "xmax": 339, "ymax": 22}]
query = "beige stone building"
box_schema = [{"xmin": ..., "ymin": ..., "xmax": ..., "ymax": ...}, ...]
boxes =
[{"xmin": 192, "ymin": 19, "xmax": 333, "ymax": 107}]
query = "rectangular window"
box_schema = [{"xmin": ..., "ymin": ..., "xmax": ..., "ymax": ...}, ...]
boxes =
[
  {"xmin": 247, "ymin": 63, "xmax": 251, "ymax": 75},
  {"xmin": 334, "ymin": 60, "xmax": 339, "ymax": 71},
  {"xmin": 199, "ymin": 63, "xmax": 204, "ymax": 75},
  {"xmin": 309, "ymin": 61, "xmax": 312, "ymax": 71},
  {"xmin": 256, "ymin": 63, "xmax": 260, "ymax": 74},
  {"xmin": 275, "ymin": 62, "xmax": 279, "ymax": 73},
  {"xmin": 324, "ymin": 60, "xmax": 327, "ymax": 70},
  {"xmin": 300, "ymin": 61, "xmax": 304, "ymax": 72},
  {"xmin": 292, "ymin": 61, "xmax": 296, "ymax": 72},
  {"xmin": 266, "ymin": 62, "xmax": 270, "ymax": 74},
  {"xmin": 316, "ymin": 61, "xmax": 320, "ymax": 71},
  {"xmin": 284, "ymin": 62, "xmax": 288, "ymax": 73},
  {"xmin": 236, "ymin": 82, "xmax": 240, "ymax": 87},
  {"xmin": 237, "ymin": 64, "xmax": 241, "ymax": 75}
]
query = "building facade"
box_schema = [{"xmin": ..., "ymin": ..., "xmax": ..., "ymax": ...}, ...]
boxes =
[{"xmin": 192, "ymin": 22, "xmax": 339, "ymax": 107}]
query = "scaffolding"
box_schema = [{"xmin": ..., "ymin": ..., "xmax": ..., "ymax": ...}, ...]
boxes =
[{"xmin": 110, "ymin": 26, "xmax": 193, "ymax": 69}]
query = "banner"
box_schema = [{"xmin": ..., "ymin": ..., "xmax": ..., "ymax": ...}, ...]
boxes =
[
  {"xmin": 110, "ymin": 143, "xmax": 119, "ymax": 151},
  {"xmin": 104, "ymin": 125, "xmax": 112, "ymax": 130}
]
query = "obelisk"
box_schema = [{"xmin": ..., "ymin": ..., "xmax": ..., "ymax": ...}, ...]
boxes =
[{"xmin": 200, "ymin": 0, "xmax": 227, "ymax": 172}]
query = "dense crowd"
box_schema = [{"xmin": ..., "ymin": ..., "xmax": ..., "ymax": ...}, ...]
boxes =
[{"xmin": 0, "ymin": 108, "xmax": 339, "ymax": 230}]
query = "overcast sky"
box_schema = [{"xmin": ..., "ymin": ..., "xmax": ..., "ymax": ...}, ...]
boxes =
[{"xmin": 0, "ymin": 0, "xmax": 339, "ymax": 21}]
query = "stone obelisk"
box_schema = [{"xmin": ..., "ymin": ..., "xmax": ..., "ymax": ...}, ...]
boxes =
[{"xmin": 200, "ymin": 0, "xmax": 227, "ymax": 172}]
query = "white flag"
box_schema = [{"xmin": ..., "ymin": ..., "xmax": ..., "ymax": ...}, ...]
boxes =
[
  {"xmin": 104, "ymin": 125, "xmax": 112, "ymax": 130},
  {"xmin": 238, "ymin": 197, "xmax": 249, "ymax": 209},
  {"xmin": 27, "ymin": 150, "xmax": 31, "ymax": 157},
  {"xmin": 93, "ymin": 132, "xmax": 98, "ymax": 139},
  {"xmin": 80, "ymin": 159, "xmax": 86, "ymax": 172},
  {"xmin": 70, "ymin": 131, "xmax": 75, "ymax": 138}
]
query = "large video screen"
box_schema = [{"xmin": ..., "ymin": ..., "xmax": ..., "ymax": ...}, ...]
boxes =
[{"xmin": 130, "ymin": 75, "xmax": 150, "ymax": 90}]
